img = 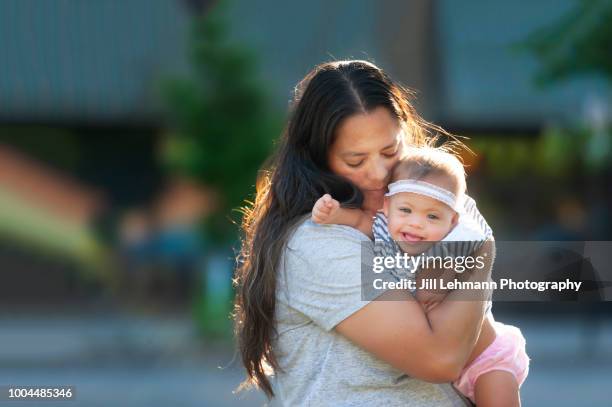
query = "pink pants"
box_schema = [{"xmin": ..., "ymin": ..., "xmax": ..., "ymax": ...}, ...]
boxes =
[{"xmin": 453, "ymin": 321, "xmax": 530, "ymax": 403}]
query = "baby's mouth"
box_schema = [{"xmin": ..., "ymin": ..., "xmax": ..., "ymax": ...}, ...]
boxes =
[{"xmin": 400, "ymin": 232, "xmax": 424, "ymax": 242}]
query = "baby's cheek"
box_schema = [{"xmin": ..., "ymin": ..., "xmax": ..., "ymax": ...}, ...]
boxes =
[
  {"xmin": 389, "ymin": 227, "xmax": 403, "ymax": 242},
  {"xmin": 432, "ymin": 224, "xmax": 454, "ymax": 241},
  {"xmin": 388, "ymin": 219, "xmax": 405, "ymax": 241}
]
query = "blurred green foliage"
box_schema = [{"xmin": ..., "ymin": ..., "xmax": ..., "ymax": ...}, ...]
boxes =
[
  {"xmin": 162, "ymin": 1, "xmax": 280, "ymax": 244},
  {"xmin": 496, "ymin": 0, "xmax": 612, "ymax": 176},
  {"xmin": 471, "ymin": 123, "xmax": 610, "ymax": 179},
  {"xmin": 520, "ymin": 0, "xmax": 612, "ymax": 86}
]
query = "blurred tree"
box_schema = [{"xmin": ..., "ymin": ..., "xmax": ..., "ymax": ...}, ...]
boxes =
[
  {"xmin": 162, "ymin": 1, "xmax": 281, "ymax": 337},
  {"xmin": 163, "ymin": 1, "xmax": 280, "ymax": 244},
  {"xmin": 521, "ymin": 0, "xmax": 612, "ymax": 86}
]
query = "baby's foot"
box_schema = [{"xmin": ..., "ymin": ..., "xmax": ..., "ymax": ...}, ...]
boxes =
[{"xmin": 312, "ymin": 194, "xmax": 341, "ymax": 225}]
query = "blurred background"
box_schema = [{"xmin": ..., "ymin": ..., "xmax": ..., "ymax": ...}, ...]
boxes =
[{"xmin": 0, "ymin": 0, "xmax": 610, "ymax": 405}]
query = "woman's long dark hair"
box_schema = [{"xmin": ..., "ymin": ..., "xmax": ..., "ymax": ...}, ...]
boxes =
[{"xmin": 233, "ymin": 60, "xmax": 456, "ymax": 397}]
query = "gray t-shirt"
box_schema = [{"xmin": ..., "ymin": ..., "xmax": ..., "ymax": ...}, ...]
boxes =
[{"xmin": 273, "ymin": 216, "xmax": 471, "ymax": 406}]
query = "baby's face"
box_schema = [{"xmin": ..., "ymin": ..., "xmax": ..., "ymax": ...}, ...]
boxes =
[{"xmin": 384, "ymin": 192, "xmax": 458, "ymax": 255}]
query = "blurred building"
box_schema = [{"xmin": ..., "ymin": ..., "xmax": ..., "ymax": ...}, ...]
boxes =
[
  {"xmin": 221, "ymin": 0, "xmax": 608, "ymax": 129},
  {"xmin": 0, "ymin": 0, "xmax": 609, "ymax": 304},
  {"xmin": 0, "ymin": 0, "xmax": 605, "ymax": 127},
  {"xmin": 0, "ymin": 0, "xmax": 190, "ymax": 124}
]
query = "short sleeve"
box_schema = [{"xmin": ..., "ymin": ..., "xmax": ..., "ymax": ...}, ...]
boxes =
[
  {"xmin": 462, "ymin": 195, "xmax": 494, "ymax": 240},
  {"xmin": 278, "ymin": 219, "xmax": 375, "ymax": 331}
]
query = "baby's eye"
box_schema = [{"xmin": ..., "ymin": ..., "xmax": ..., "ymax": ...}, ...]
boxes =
[
  {"xmin": 383, "ymin": 150, "xmax": 398, "ymax": 158},
  {"xmin": 427, "ymin": 214, "xmax": 439, "ymax": 220},
  {"xmin": 346, "ymin": 161, "xmax": 364, "ymax": 168},
  {"xmin": 399, "ymin": 207, "xmax": 411, "ymax": 214}
]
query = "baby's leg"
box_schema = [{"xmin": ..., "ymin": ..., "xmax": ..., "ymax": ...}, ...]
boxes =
[{"xmin": 474, "ymin": 370, "xmax": 520, "ymax": 407}]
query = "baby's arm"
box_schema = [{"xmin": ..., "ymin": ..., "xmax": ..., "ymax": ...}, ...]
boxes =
[{"xmin": 312, "ymin": 194, "xmax": 374, "ymax": 238}]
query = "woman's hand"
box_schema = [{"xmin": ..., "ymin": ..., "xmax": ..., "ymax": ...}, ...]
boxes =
[{"xmin": 419, "ymin": 291, "xmax": 448, "ymax": 313}]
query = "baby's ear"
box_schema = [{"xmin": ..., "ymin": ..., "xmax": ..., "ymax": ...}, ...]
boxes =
[
  {"xmin": 383, "ymin": 197, "xmax": 390, "ymax": 217},
  {"xmin": 451, "ymin": 212, "xmax": 459, "ymax": 227}
]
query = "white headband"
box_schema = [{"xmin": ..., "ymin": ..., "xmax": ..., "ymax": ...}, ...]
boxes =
[{"xmin": 385, "ymin": 179, "xmax": 463, "ymax": 212}]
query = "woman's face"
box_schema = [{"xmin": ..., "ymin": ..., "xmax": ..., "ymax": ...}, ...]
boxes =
[{"xmin": 328, "ymin": 106, "xmax": 403, "ymax": 194}]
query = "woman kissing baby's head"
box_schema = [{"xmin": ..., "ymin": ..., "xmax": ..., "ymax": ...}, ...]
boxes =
[{"xmin": 383, "ymin": 146, "xmax": 466, "ymax": 254}]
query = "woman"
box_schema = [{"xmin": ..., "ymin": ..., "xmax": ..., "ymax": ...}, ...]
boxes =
[{"xmin": 234, "ymin": 60, "xmax": 494, "ymax": 406}]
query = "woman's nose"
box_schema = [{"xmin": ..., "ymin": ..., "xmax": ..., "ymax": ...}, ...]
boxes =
[{"xmin": 368, "ymin": 159, "xmax": 387, "ymax": 183}]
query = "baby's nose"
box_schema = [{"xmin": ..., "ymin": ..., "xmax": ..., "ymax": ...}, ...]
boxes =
[{"xmin": 408, "ymin": 217, "xmax": 425, "ymax": 229}]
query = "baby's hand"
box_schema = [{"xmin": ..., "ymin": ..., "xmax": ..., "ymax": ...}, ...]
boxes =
[{"xmin": 312, "ymin": 194, "xmax": 341, "ymax": 225}]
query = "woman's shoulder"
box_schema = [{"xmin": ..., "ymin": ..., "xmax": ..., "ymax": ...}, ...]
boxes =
[{"xmin": 277, "ymin": 215, "xmax": 373, "ymax": 331}]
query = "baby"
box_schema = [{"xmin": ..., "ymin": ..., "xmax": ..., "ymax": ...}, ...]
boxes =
[{"xmin": 312, "ymin": 146, "xmax": 529, "ymax": 406}]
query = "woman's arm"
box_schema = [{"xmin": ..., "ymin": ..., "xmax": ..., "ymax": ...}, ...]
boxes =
[{"xmin": 336, "ymin": 238, "xmax": 495, "ymax": 383}]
